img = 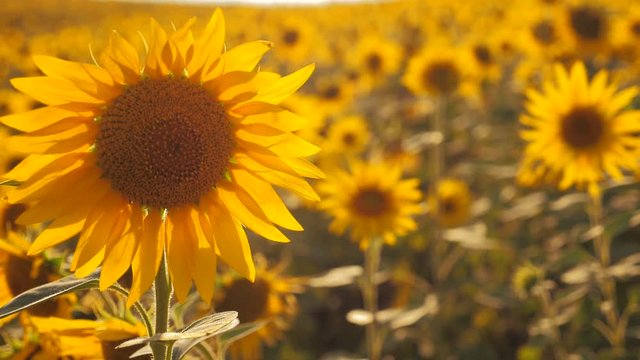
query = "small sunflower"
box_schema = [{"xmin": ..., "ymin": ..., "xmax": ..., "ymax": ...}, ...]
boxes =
[
  {"xmin": 519, "ymin": 62, "xmax": 640, "ymax": 195},
  {"xmin": 558, "ymin": 2, "xmax": 611, "ymax": 55},
  {"xmin": 322, "ymin": 115, "xmax": 370, "ymax": 159},
  {"xmin": 0, "ymin": 10, "xmax": 323, "ymax": 306},
  {"xmin": 402, "ymin": 43, "xmax": 478, "ymax": 98},
  {"xmin": 19, "ymin": 316, "xmax": 145, "ymax": 360},
  {"xmin": 317, "ymin": 161, "xmax": 422, "ymax": 249},
  {"xmin": 214, "ymin": 257, "xmax": 302, "ymax": 360},
  {"xmin": 271, "ymin": 17, "xmax": 316, "ymax": 66},
  {"xmin": 428, "ymin": 178, "xmax": 472, "ymax": 228},
  {"xmin": 350, "ymin": 34, "xmax": 403, "ymax": 90}
]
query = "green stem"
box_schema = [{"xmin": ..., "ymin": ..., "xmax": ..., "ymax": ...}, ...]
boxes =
[
  {"xmin": 109, "ymin": 283, "xmax": 154, "ymax": 337},
  {"xmin": 538, "ymin": 285, "xmax": 566, "ymax": 359},
  {"xmin": 430, "ymin": 95, "xmax": 447, "ymax": 283},
  {"xmin": 588, "ymin": 193, "xmax": 624, "ymax": 355},
  {"xmin": 151, "ymin": 251, "xmax": 172, "ymax": 360},
  {"xmin": 363, "ymin": 237, "xmax": 383, "ymax": 360}
]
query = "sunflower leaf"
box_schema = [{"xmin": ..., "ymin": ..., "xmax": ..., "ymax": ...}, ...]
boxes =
[
  {"xmin": 117, "ymin": 311, "xmax": 240, "ymax": 359},
  {"xmin": 218, "ymin": 320, "xmax": 265, "ymax": 346},
  {"xmin": 0, "ymin": 269, "xmax": 100, "ymax": 319},
  {"xmin": 0, "ymin": 179, "xmax": 21, "ymax": 187}
]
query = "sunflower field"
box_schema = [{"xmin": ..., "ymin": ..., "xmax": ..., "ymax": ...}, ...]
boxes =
[{"xmin": 1, "ymin": 0, "xmax": 640, "ymax": 359}]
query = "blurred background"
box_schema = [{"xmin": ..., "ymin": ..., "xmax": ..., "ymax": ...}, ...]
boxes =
[{"xmin": 2, "ymin": 0, "xmax": 640, "ymax": 359}]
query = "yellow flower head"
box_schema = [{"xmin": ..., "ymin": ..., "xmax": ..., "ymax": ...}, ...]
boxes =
[
  {"xmin": 0, "ymin": 9, "xmax": 323, "ymax": 305},
  {"xmin": 215, "ymin": 257, "xmax": 301, "ymax": 360},
  {"xmin": 519, "ymin": 62, "xmax": 640, "ymax": 196},
  {"xmin": 402, "ymin": 43, "xmax": 478, "ymax": 98},
  {"xmin": 317, "ymin": 161, "xmax": 422, "ymax": 249},
  {"xmin": 428, "ymin": 178, "xmax": 472, "ymax": 229},
  {"xmin": 323, "ymin": 115, "xmax": 370, "ymax": 157}
]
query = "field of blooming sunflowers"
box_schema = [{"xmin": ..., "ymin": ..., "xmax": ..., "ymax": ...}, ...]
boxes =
[{"xmin": 3, "ymin": 0, "xmax": 640, "ymax": 359}]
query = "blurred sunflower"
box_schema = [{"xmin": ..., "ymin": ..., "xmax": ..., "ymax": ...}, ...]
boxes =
[
  {"xmin": 14, "ymin": 316, "xmax": 145, "ymax": 360},
  {"xmin": 322, "ymin": 115, "xmax": 370, "ymax": 160},
  {"xmin": 519, "ymin": 62, "xmax": 640, "ymax": 195},
  {"xmin": 317, "ymin": 161, "xmax": 422, "ymax": 249},
  {"xmin": 350, "ymin": 34, "xmax": 403, "ymax": 90},
  {"xmin": 428, "ymin": 178, "xmax": 472, "ymax": 228},
  {"xmin": 215, "ymin": 257, "xmax": 301, "ymax": 360},
  {"xmin": 402, "ymin": 43, "xmax": 478, "ymax": 98},
  {"xmin": 558, "ymin": 2, "xmax": 611, "ymax": 55},
  {"xmin": 610, "ymin": 5, "xmax": 640, "ymax": 64},
  {"xmin": 271, "ymin": 17, "xmax": 316, "ymax": 66},
  {"xmin": 313, "ymin": 73, "xmax": 356, "ymax": 115},
  {"xmin": 0, "ymin": 10, "xmax": 322, "ymax": 305}
]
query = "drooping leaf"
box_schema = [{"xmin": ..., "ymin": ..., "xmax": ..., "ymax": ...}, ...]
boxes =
[
  {"xmin": 118, "ymin": 311, "xmax": 240, "ymax": 359},
  {"xmin": 0, "ymin": 269, "xmax": 100, "ymax": 319}
]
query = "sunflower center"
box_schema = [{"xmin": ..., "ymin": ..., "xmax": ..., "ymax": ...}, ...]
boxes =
[
  {"xmin": 560, "ymin": 106, "xmax": 605, "ymax": 149},
  {"xmin": 216, "ymin": 278, "xmax": 270, "ymax": 323},
  {"xmin": 569, "ymin": 6, "xmax": 605, "ymax": 41},
  {"xmin": 6, "ymin": 255, "xmax": 58, "ymax": 316},
  {"xmin": 532, "ymin": 21, "xmax": 556, "ymax": 45},
  {"xmin": 321, "ymin": 85, "xmax": 341, "ymax": 100},
  {"xmin": 351, "ymin": 187, "xmax": 391, "ymax": 217},
  {"xmin": 422, "ymin": 61, "xmax": 460, "ymax": 94},
  {"xmin": 1, "ymin": 203, "xmax": 27, "ymax": 238},
  {"xmin": 366, "ymin": 53, "xmax": 383, "ymax": 72},
  {"xmin": 440, "ymin": 197, "xmax": 457, "ymax": 215},
  {"xmin": 282, "ymin": 29, "xmax": 299, "ymax": 45},
  {"xmin": 96, "ymin": 77, "xmax": 233, "ymax": 209},
  {"xmin": 473, "ymin": 45, "xmax": 492, "ymax": 65},
  {"xmin": 342, "ymin": 132, "xmax": 356, "ymax": 146},
  {"xmin": 631, "ymin": 21, "xmax": 640, "ymax": 37}
]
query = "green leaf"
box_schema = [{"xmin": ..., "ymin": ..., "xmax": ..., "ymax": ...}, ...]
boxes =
[
  {"xmin": 119, "ymin": 311, "xmax": 240, "ymax": 359},
  {"xmin": 0, "ymin": 269, "xmax": 100, "ymax": 319},
  {"xmin": 0, "ymin": 179, "xmax": 21, "ymax": 187},
  {"xmin": 219, "ymin": 321, "xmax": 266, "ymax": 346}
]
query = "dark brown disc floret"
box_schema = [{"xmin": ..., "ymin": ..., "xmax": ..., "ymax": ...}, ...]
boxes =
[
  {"xmin": 560, "ymin": 105, "xmax": 605, "ymax": 149},
  {"xmin": 569, "ymin": 6, "xmax": 606, "ymax": 41},
  {"xmin": 216, "ymin": 278, "xmax": 270, "ymax": 323},
  {"xmin": 96, "ymin": 77, "xmax": 234, "ymax": 209},
  {"xmin": 423, "ymin": 61, "xmax": 460, "ymax": 94},
  {"xmin": 351, "ymin": 187, "xmax": 392, "ymax": 217}
]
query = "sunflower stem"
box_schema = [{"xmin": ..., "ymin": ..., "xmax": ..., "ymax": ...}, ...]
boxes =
[
  {"xmin": 108, "ymin": 283, "xmax": 154, "ymax": 337},
  {"xmin": 430, "ymin": 95, "xmax": 447, "ymax": 283},
  {"xmin": 363, "ymin": 236, "xmax": 383, "ymax": 360},
  {"xmin": 588, "ymin": 192, "xmax": 624, "ymax": 356},
  {"xmin": 151, "ymin": 251, "xmax": 172, "ymax": 360}
]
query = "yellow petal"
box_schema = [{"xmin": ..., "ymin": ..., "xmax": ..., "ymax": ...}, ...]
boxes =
[
  {"xmin": 28, "ymin": 217, "xmax": 84, "ymax": 255},
  {"xmin": 128, "ymin": 209, "xmax": 165, "ymax": 307},
  {"xmin": 217, "ymin": 185, "xmax": 290, "ymax": 243},
  {"xmin": 167, "ymin": 207, "xmax": 196, "ymax": 302},
  {"xmin": 11, "ymin": 77, "xmax": 104, "ymax": 105},
  {"xmin": 0, "ymin": 106, "xmax": 82, "ymax": 132},
  {"xmin": 203, "ymin": 196, "xmax": 255, "ymax": 281},
  {"xmin": 230, "ymin": 168, "xmax": 303, "ymax": 231},
  {"xmin": 253, "ymin": 64, "xmax": 314, "ymax": 104}
]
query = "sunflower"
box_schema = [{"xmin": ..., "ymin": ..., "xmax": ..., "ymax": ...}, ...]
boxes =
[
  {"xmin": 0, "ymin": 10, "xmax": 323, "ymax": 306},
  {"xmin": 402, "ymin": 43, "xmax": 478, "ymax": 98},
  {"xmin": 214, "ymin": 257, "xmax": 301, "ymax": 360},
  {"xmin": 557, "ymin": 2, "xmax": 611, "ymax": 56},
  {"xmin": 428, "ymin": 178, "xmax": 472, "ymax": 228},
  {"xmin": 317, "ymin": 161, "xmax": 422, "ymax": 249},
  {"xmin": 349, "ymin": 34, "xmax": 403, "ymax": 90},
  {"xmin": 321, "ymin": 115, "xmax": 370, "ymax": 160},
  {"xmin": 15, "ymin": 316, "xmax": 145, "ymax": 360},
  {"xmin": 270, "ymin": 17, "xmax": 316, "ymax": 67},
  {"xmin": 519, "ymin": 62, "xmax": 640, "ymax": 196}
]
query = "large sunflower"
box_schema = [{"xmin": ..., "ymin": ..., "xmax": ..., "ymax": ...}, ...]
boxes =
[
  {"xmin": 317, "ymin": 161, "xmax": 422, "ymax": 249},
  {"xmin": 519, "ymin": 62, "xmax": 640, "ymax": 195},
  {"xmin": 0, "ymin": 10, "xmax": 322, "ymax": 305}
]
